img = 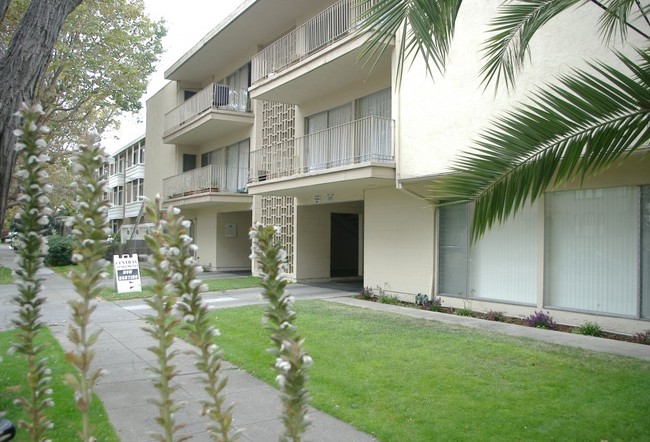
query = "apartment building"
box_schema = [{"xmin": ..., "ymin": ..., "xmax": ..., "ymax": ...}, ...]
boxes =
[
  {"xmin": 145, "ymin": 0, "xmax": 649, "ymax": 333},
  {"xmin": 101, "ymin": 135, "xmax": 151, "ymax": 242}
]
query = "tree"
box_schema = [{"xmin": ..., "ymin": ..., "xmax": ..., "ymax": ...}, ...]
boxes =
[
  {"xmin": 359, "ymin": 0, "xmax": 650, "ymax": 240},
  {"xmin": 0, "ymin": 0, "xmax": 82, "ymax": 241},
  {"xmin": 0, "ymin": 0, "xmax": 166, "ymax": 231}
]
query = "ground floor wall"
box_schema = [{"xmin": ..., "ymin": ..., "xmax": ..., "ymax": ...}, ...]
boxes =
[
  {"xmin": 364, "ymin": 187, "xmax": 435, "ymax": 296},
  {"xmin": 182, "ymin": 208, "xmax": 252, "ymax": 271}
]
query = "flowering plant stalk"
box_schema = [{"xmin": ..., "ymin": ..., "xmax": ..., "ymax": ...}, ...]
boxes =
[
  {"xmin": 10, "ymin": 103, "xmax": 55, "ymax": 442},
  {"xmin": 167, "ymin": 210, "xmax": 237, "ymax": 441},
  {"xmin": 249, "ymin": 223, "xmax": 312, "ymax": 442},
  {"xmin": 142, "ymin": 199, "xmax": 188, "ymax": 442},
  {"xmin": 64, "ymin": 133, "xmax": 112, "ymax": 442}
]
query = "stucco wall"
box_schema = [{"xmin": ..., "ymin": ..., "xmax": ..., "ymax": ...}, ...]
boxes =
[
  {"xmin": 145, "ymin": 82, "xmax": 179, "ymax": 200},
  {"xmin": 396, "ymin": 0, "xmax": 642, "ymax": 180},
  {"xmin": 216, "ymin": 210, "xmax": 252, "ymax": 270},
  {"xmin": 364, "ymin": 187, "xmax": 434, "ymax": 299}
]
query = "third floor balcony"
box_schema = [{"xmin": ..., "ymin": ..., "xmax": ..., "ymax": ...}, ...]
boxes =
[
  {"xmin": 249, "ymin": 0, "xmax": 391, "ymax": 104},
  {"xmin": 163, "ymin": 83, "xmax": 254, "ymax": 146}
]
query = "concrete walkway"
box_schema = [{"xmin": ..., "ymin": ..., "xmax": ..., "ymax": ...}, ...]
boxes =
[{"xmin": 1, "ymin": 244, "xmax": 650, "ymax": 441}]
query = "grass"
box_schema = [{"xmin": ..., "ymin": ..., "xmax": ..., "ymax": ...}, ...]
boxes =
[
  {"xmin": 0, "ymin": 265, "xmax": 12, "ymax": 284},
  {"xmin": 98, "ymin": 276, "xmax": 260, "ymax": 301},
  {"xmin": 207, "ymin": 301, "xmax": 650, "ymax": 442},
  {"xmin": 0, "ymin": 328, "xmax": 119, "ymax": 441},
  {"xmin": 50, "ymin": 263, "xmax": 114, "ymax": 278}
]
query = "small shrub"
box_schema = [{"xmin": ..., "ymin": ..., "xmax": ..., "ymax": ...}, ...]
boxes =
[
  {"xmin": 359, "ymin": 287, "xmax": 376, "ymax": 301},
  {"xmin": 378, "ymin": 294, "xmax": 399, "ymax": 305},
  {"xmin": 45, "ymin": 234, "xmax": 76, "ymax": 266},
  {"xmin": 525, "ymin": 311, "xmax": 556, "ymax": 330},
  {"xmin": 484, "ymin": 310, "xmax": 505, "ymax": 321},
  {"xmin": 633, "ymin": 329, "xmax": 650, "ymax": 345},
  {"xmin": 455, "ymin": 307, "xmax": 472, "ymax": 317},
  {"xmin": 575, "ymin": 321, "xmax": 603, "ymax": 337},
  {"xmin": 415, "ymin": 293, "xmax": 443, "ymax": 312}
]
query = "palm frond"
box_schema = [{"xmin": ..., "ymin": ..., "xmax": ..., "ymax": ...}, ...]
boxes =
[
  {"xmin": 430, "ymin": 49, "xmax": 650, "ymax": 242},
  {"xmin": 355, "ymin": 0, "xmax": 462, "ymax": 85},
  {"xmin": 480, "ymin": 0, "xmax": 582, "ymax": 90}
]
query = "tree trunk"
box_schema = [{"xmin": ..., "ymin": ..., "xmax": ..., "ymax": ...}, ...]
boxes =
[{"xmin": 0, "ymin": 0, "xmax": 82, "ymax": 231}]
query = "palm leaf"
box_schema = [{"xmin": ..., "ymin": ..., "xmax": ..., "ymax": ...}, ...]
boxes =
[
  {"xmin": 355, "ymin": 0, "xmax": 462, "ymax": 84},
  {"xmin": 480, "ymin": 0, "xmax": 582, "ymax": 90},
  {"xmin": 430, "ymin": 49, "xmax": 650, "ymax": 242}
]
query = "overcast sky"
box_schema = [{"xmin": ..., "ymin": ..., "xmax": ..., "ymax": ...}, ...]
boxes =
[{"xmin": 102, "ymin": 0, "xmax": 246, "ymax": 152}]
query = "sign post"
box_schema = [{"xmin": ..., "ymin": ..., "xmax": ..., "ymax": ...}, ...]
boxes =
[{"xmin": 113, "ymin": 254, "xmax": 142, "ymax": 293}]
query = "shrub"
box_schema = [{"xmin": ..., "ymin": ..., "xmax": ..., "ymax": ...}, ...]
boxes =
[
  {"xmin": 455, "ymin": 307, "xmax": 472, "ymax": 317},
  {"xmin": 576, "ymin": 321, "xmax": 603, "ymax": 337},
  {"xmin": 524, "ymin": 311, "xmax": 556, "ymax": 330},
  {"xmin": 359, "ymin": 286, "xmax": 376, "ymax": 301},
  {"xmin": 45, "ymin": 234, "xmax": 76, "ymax": 267},
  {"xmin": 484, "ymin": 310, "xmax": 505, "ymax": 321},
  {"xmin": 633, "ymin": 330, "xmax": 650, "ymax": 345},
  {"xmin": 415, "ymin": 293, "xmax": 443, "ymax": 312},
  {"xmin": 378, "ymin": 294, "xmax": 399, "ymax": 304}
]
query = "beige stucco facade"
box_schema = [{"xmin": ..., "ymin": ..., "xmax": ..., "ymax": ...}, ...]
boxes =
[{"xmin": 144, "ymin": 0, "xmax": 650, "ymax": 334}]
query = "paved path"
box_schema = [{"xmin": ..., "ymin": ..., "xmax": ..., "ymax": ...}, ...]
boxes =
[{"xmin": 2, "ymin": 244, "xmax": 650, "ymax": 442}]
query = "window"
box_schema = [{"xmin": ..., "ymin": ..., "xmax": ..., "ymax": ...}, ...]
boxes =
[
  {"xmin": 114, "ymin": 186, "xmax": 123, "ymax": 206},
  {"xmin": 200, "ymin": 139, "xmax": 249, "ymax": 192},
  {"xmin": 438, "ymin": 185, "xmax": 650, "ymax": 318},
  {"xmin": 438, "ymin": 203, "xmax": 537, "ymax": 303},
  {"xmin": 545, "ymin": 187, "xmax": 638, "ymax": 315},
  {"xmin": 305, "ymin": 104, "xmax": 352, "ymax": 170}
]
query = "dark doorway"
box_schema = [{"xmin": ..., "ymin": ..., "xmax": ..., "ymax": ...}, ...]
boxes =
[
  {"xmin": 182, "ymin": 154, "xmax": 196, "ymax": 172},
  {"xmin": 330, "ymin": 213, "xmax": 359, "ymax": 277}
]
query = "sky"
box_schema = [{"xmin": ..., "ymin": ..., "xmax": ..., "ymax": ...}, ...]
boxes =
[{"xmin": 102, "ymin": 0, "xmax": 246, "ymax": 153}]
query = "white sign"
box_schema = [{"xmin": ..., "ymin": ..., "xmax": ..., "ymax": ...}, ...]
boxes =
[{"xmin": 113, "ymin": 254, "xmax": 142, "ymax": 293}]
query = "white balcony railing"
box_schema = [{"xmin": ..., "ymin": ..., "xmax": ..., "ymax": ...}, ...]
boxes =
[
  {"xmin": 163, "ymin": 164, "xmax": 249, "ymax": 200},
  {"xmin": 164, "ymin": 83, "xmax": 250, "ymax": 135},
  {"xmin": 249, "ymin": 115, "xmax": 393, "ymax": 183},
  {"xmin": 251, "ymin": 0, "xmax": 377, "ymax": 83}
]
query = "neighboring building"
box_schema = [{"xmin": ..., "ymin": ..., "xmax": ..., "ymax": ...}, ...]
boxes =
[
  {"xmin": 102, "ymin": 135, "xmax": 152, "ymax": 242},
  {"xmin": 145, "ymin": 0, "xmax": 649, "ymax": 333}
]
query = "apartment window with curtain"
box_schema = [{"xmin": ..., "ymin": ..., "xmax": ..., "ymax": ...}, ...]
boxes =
[
  {"xmin": 216, "ymin": 63, "xmax": 250, "ymax": 111},
  {"xmin": 438, "ymin": 185, "xmax": 650, "ymax": 318},
  {"xmin": 437, "ymin": 202, "xmax": 537, "ymax": 303},
  {"xmin": 200, "ymin": 139, "xmax": 249, "ymax": 192}
]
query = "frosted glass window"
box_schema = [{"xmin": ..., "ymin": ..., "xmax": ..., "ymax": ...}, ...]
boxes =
[
  {"xmin": 642, "ymin": 186, "xmax": 650, "ymax": 318},
  {"xmin": 438, "ymin": 204, "xmax": 469, "ymax": 296},
  {"xmin": 545, "ymin": 187, "xmax": 638, "ymax": 315},
  {"xmin": 438, "ymin": 203, "xmax": 537, "ymax": 303}
]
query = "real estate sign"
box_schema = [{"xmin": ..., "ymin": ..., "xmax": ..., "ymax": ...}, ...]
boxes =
[{"xmin": 113, "ymin": 254, "xmax": 142, "ymax": 293}]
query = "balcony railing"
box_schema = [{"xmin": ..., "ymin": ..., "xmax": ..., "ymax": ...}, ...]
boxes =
[
  {"xmin": 249, "ymin": 115, "xmax": 393, "ymax": 183},
  {"xmin": 251, "ymin": 0, "xmax": 377, "ymax": 83},
  {"xmin": 164, "ymin": 83, "xmax": 250, "ymax": 134},
  {"xmin": 163, "ymin": 164, "xmax": 249, "ymax": 200}
]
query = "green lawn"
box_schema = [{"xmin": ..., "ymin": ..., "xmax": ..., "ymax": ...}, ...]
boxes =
[
  {"xmin": 0, "ymin": 328, "xmax": 119, "ymax": 441},
  {"xmin": 98, "ymin": 276, "xmax": 260, "ymax": 301},
  {"xmin": 0, "ymin": 266, "xmax": 12, "ymax": 284},
  {"xmin": 50, "ymin": 263, "xmax": 114, "ymax": 278},
  {"xmin": 208, "ymin": 301, "xmax": 650, "ymax": 442}
]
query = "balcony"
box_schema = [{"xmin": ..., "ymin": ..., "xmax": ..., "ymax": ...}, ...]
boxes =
[
  {"xmin": 249, "ymin": 0, "xmax": 391, "ymax": 104},
  {"xmin": 125, "ymin": 163, "xmax": 144, "ymax": 182},
  {"xmin": 107, "ymin": 173, "xmax": 124, "ymax": 188},
  {"xmin": 163, "ymin": 83, "xmax": 254, "ymax": 146},
  {"xmin": 162, "ymin": 164, "xmax": 252, "ymax": 210},
  {"xmin": 247, "ymin": 116, "xmax": 395, "ymax": 197}
]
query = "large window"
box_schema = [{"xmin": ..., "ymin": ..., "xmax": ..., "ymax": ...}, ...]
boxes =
[
  {"xmin": 545, "ymin": 187, "xmax": 638, "ymax": 315},
  {"xmin": 438, "ymin": 203, "xmax": 537, "ymax": 303},
  {"xmin": 438, "ymin": 185, "xmax": 650, "ymax": 318},
  {"xmin": 200, "ymin": 139, "xmax": 249, "ymax": 192}
]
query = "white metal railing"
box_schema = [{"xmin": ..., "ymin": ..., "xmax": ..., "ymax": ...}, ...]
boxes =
[
  {"xmin": 164, "ymin": 83, "xmax": 250, "ymax": 134},
  {"xmin": 251, "ymin": 0, "xmax": 377, "ymax": 83},
  {"xmin": 163, "ymin": 164, "xmax": 249, "ymax": 200},
  {"xmin": 249, "ymin": 115, "xmax": 393, "ymax": 182}
]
